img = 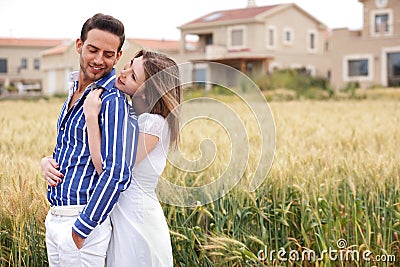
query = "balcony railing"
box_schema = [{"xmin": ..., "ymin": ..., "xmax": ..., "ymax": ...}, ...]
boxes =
[{"xmin": 205, "ymin": 45, "xmax": 227, "ymax": 59}]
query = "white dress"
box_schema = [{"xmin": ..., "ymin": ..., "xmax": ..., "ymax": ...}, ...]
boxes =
[{"xmin": 107, "ymin": 113, "xmax": 173, "ymax": 267}]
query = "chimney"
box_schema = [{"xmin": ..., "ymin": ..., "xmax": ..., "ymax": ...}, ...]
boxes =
[{"xmin": 247, "ymin": 0, "xmax": 256, "ymax": 7}]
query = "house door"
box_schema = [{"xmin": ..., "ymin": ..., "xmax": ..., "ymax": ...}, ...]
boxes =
[{"xmin": 387, "ymin": 52, "xmax": 400, "ymax": 86}]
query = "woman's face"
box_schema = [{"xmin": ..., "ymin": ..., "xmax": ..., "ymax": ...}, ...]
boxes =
[{"xmin": 115, "ymin": 56, "xmax": 146, "ymax": 96}]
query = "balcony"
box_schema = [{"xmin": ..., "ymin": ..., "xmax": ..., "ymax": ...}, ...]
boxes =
[
  {"xmin": 184, "ymin": 45, "xmax": 228, "ymax": 61},
  {"xmin": 205, "ymin": 45, "xmax": 227, "ymax": 60}
]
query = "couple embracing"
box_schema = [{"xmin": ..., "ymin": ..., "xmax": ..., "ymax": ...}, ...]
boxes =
[{"xmin": 41, "ymin": 13, "xmax": 181, "ymax": 267}]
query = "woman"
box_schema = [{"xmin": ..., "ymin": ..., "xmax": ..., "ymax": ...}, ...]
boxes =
[{"xmin": 44, "ymin": 49, "xmax": 182, "ymax": 266}]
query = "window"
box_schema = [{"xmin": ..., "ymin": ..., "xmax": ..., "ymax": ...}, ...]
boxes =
[
  {"xmin": 34, "ymin": 58, "xmax": 40, "ymax": 70},
  {"xmin": 375, "ymin": 14, "xmax": 389, "ymax": 33},
  {"xmin": 266, "ymin": 26, "xmax": 277, "ymax": 49},
  {"xmin": 387, "ymin": 52, "xmax": 400, "ymax": 86},
  {"xmin": 0, "ymin": 59, "xmax": 7, "ymax": 73},
  {"xmin": 309, "ymin": 33, "xmax": 315, "ymax": 50},
  {"xmin": 283, "ymin": 27, "xmax": 293, "ymax": 45},
  {"xmin": 205, "ymin": 34, "xmax": 213, "ymax": 45},
  {"xmin": 227, "ymin": 25, "xmax": 246, "ymax": 49},
  {"xmin": 231, "ymin": 29, "xmax": 243, "ymax": 46},
  {"xmin": 286, "ymin": 31, "xmax": 290, "ymax": 42},
  {"xmin": 269, "ymin": 29, "xmax": 275, "ymax": 46},
  {"xmin": 388, "ymin": 53, "xmax": 400, "ymax": 76},
  {"xmin": 343, "ymin": 54, "xmax": 373, "ymax": 81},
  {"xmin": 194, "ymin": 68, "xmax": 207, "ymax": 87},
  {"xmin": 246, "ymin": 63, "xmax": 253, "ymax": 72},
  {"xmin": 21, "ymin": 58, "xmax": 27, "ymax": 69},
  {"xmin": 370, "ymin": 9, "xmax": 393, "ymax": 36},
  {"xmin": 348, "ymin": 59, "xmax": 369, "ymax": 77},
  {"xmin": 203, "ymin": 12, "xmax": 223, "ymax": 22},
  {"xmin": 307, "ymin": 30, "xmax": 318, "ymax": 53},
  {"xmin": 285, "ymin": 31, "xmax": 291, "ymax": 42}
]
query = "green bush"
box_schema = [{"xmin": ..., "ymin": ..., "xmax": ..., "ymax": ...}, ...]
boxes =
[
  {"xmin": 6, "ymin": 85, "xmax": 18, "ymax": 93},
  {"xmin": 211, "ymin": 85, "xmax": 234, "ymax": 96},
  {"xmin": 301, "ymin": 87, "xmax": 330, "ymax": 100},
  {"xmin": 253, "ymin": 69, "xmax": 331, "ymax": 99}
]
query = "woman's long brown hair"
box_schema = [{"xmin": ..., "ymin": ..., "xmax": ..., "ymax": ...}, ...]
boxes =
[{"xmin": 133, "ymin": 49, "xmax": 182, "ymax": 148}]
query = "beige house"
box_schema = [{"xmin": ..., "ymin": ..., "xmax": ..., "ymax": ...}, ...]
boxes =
[
  {"xmin": 329, "ymin": 0, "xmax": 400, "ymax": 89},
  {"xmin": 41, "ymin": 38, "xmax": 183, "ymax": 95},
  {"xmin": 178, "ymin": 2, "xmax": 330, "ymax": 87},
  {"xmin": 0, "ymin": 38, "xmax": 65, "ymax": 93},
  {"xmin": 1, "ymin": 0, "xmax": 399, "ymax": 94}
]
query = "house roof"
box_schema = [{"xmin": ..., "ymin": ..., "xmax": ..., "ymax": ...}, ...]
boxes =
[
  {"xmin": 0, "ymin": 38, "xmax": 65, "ymax": 47},
  {"xmin": 128, "ymin": 38, "xmax": 181, "ymax": 52},
  {"xmin": 179, "ymin": 3, "xmax": 327, "ymax": 30},
  {"xmin": 42, "ymin": 38, "xmax": 188, "ymax": 57},
  {"xmin": 179, "ymin": 4, "xmax": 281, "ymax": 28},
  {"xmin": 41, "ymin": 42, "xmax": 73, "ymax": 56},
  {"xmin": 0, "ymin": 37, "xmax": 181, "ymax": 52}
]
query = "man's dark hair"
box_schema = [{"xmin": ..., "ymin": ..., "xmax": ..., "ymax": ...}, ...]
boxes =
[{"xmin": 80, "ymin": 13, "xmax": 125, "ymax": 52}]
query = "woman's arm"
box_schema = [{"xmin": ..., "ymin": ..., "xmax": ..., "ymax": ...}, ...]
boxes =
[
  {"xmin": 83, "ymin": 89, "xmax": 103, "ymax": 175},
  {"xmin": 84, "ymin": 90, "xmax": 160, "ymax": 171},
  {"xmin": 135, "ymin": 133, "xmax": 159, "ymax": 166}
]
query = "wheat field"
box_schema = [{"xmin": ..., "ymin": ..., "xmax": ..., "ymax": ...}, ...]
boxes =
[{"xmin": 0, "ymin": 97, "xmax": 399, "ymax": 266}]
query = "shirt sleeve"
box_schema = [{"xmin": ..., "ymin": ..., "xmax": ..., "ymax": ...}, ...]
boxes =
[
  {"xmin": 72, "ymin": 96, "xmax": 138, "ymax": 238},
  {"xmin": 138, "ymin": 113, "xmax": 166, "ymax": 138}
]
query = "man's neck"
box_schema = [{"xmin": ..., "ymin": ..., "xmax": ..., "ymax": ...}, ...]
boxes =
[
  {"xmin": 78, "ymin": 71, "xmax": 96, "ymax": 93},
  {"xmin": 77, "ymin": 82, "xmax": 90, "ymax": 93}
]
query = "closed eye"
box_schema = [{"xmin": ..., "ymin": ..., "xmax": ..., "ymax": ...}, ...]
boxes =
[{"xmin": 129, "ymin": 59, "xmax": 136, "ymax": 81}]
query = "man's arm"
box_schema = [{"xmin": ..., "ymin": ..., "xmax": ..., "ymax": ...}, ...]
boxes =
[{"xmin": 72, "ymin": 95, "xmax": 138, "ymax": 241}]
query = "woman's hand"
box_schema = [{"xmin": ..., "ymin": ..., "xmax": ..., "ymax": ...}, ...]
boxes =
[
  {"xmin": 83, "ymin": 89, "xmax": 104, "ymax": 120},
  {"xmin": 41, "ymin": 156, "xmax": 63, "ymax": 186}
]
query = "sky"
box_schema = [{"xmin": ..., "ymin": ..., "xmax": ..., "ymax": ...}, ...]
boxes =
[{"xmin": 0, "ymin": 0, "xmax": 363, "ymax": 40}]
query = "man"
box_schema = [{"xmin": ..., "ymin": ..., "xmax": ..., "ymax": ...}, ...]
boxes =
[{"xmin": 41, "ymin": 13, "xmax": 138, "ymax": 266}]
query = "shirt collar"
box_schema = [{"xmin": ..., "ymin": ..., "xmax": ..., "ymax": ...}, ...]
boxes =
[
  {"xmin": 95, "ymin": 68, "xmax": 116, "ymax": 91},
  {"xmin": 68, "ymin": 71, "xmax": 79, "ymax": 83},
  {"xmin": 68, "ymin": 68, "xmax": 116, "ymax": 92}
]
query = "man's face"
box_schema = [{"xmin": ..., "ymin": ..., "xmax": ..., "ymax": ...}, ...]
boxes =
[{"xmin": 76, "ymin": 29, "xmax": 122, "ymax": 84}]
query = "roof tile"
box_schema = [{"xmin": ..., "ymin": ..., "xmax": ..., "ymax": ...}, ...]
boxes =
[
  {"xmin": 181, "ymin": 5, "xmax": 281, "ymax": 27},
  {"xmin": 0, "ymin": 38, "xmax": 65, "ymax": 47}
]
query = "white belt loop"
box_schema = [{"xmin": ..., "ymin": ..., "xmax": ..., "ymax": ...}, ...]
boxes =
[{"xmin": 50, "ymin": 205, "xmax": 85, "ymax": 217}]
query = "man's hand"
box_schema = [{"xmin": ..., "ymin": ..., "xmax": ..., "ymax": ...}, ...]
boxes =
[
  {"xmin": 72, "ymin": 231, "xmax": 85, "ymax": 249},
  {"xmin": 41, "ymin": 156, "xmax": 63, "ymax": 186}
]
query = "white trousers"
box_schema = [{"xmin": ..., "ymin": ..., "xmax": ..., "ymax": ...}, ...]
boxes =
[{"xmin": 45, "ymin": 210, "xmax": 112, "ymax": 267}]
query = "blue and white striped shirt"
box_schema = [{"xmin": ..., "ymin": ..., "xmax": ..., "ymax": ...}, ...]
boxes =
[{"xmin": 47, "ymin": 69, "xmax": 138, "ymax": 238}]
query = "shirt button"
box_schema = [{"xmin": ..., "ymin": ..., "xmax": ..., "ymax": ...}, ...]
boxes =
[
  {"xmin": 57, "ymin": 148, "xmax": 61, "ymax": 151},
  {"xmin": 60, "ymin": 127, "xmax": 64, "ymax": 131}
]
